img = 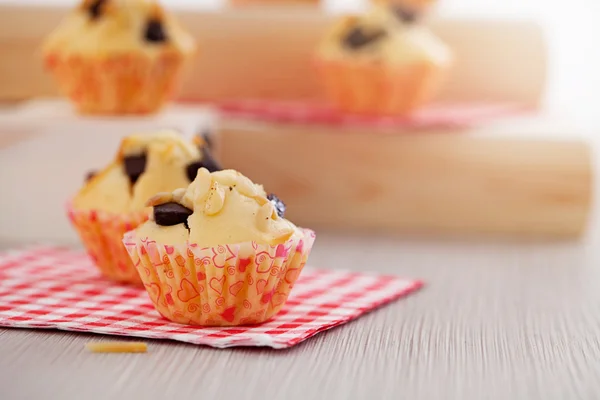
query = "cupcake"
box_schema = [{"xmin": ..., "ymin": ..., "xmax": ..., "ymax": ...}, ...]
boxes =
[
  {"xmin": 314, "ymin": 2, "xmax": 452, "ymax": 116},
  {"xmin": 42, "ymin": 0, "xmax": 196, "ymax": 115},
  {"xmin": 122, "ymin": 168, "xmax": 316, "ymax": 326},
  {"xmin": 230, "ymin": 0, "xmax": 319, "ymax": 5},
  {"xmin": 69, "ymin": 130, "xmax": 221, "ymax": 284}
]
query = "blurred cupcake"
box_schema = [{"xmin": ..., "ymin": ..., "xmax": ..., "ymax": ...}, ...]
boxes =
[
  {"xmin": 123, "ymin": 168, "xmax": 316, "ymax": 326},
  {"xmin": 69, "ymin": 130, "xmax": 221, "ymax": 284},
  {"xmin": 230, "ymin": 0, "xmax": 319, "ymax": 5},
  {"xmin": 42, "ymin": 0, "xmax": 196, "ymax": 115},
  {"xmin": 314, "ymin": 2, "xmax": 452, "ymax": 116},
  {"xmin": 372, "ymin": 0, "xmax": 438, "ymax": 14}
]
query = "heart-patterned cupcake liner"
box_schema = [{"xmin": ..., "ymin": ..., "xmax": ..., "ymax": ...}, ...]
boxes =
[
  {"xmin": 122, "ymin": 229, "xmax": 316, "ymax": 326},
  {"xmin": 67, "ymin": 203, "xmax": 148, "ymax": 285}
]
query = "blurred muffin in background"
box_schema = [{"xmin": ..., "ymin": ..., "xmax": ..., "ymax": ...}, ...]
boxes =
[
  {"xmin": 42, "ymin": 0, "xmax": 196, "ymax": 115},
  {"xmin": 68, "ymin": 131, "xmax": 221, "ymax": 284},
  {"xmin": 314, "ymin": 2, "xmax": 452, "ymax": 116},
  {"xmin": 372, "ymin": 0, "xmax": 438, "ymax": 15},
  {"xmin": 229, "ymin": 0, "xmax": 319, "ymax": 5}
]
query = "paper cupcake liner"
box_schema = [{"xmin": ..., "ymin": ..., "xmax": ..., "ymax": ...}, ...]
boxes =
[
  {"xmin": 44, "ymin": 52, "xmax": 188, "ymax": 115},
  {"xmin": 67, "ymin": 203, "xmax": 148, "ymax": 285},
  {"xmin": 314, "ymin": 59, "xmax": 448, "ymax": 116},
  {"xmin": 122, "ymin": 229, "xmax": 317, "ymax": 326}
]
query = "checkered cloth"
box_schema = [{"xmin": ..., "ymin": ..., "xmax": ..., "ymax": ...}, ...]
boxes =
[
  {"xmin": 0, "ymin": 246, "xmax": 422, "ymax": 349},
  {"xmin": 215, "ymin": 99, "xmax": 528, "ymax": 130}
]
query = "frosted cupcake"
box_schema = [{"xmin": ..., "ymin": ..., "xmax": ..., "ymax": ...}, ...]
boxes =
[
  {"xmin": 69, "ymin": 131, "xmax": 220, "ymax": 284},
  {"xmin": 314, "ymin": 2, "xmax": 452, "ymax": 115},
  {"xmin": 123, "ymin": 168, "xmax": 316, "ymax": 326},
  {"xmin": 42, "ymin": 0, "xmax": 196, "ymax": 115}
]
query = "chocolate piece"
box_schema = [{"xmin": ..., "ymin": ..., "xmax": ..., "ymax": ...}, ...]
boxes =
[
  {"xmin": 85, "ymin": 170, "xmax": 97, "ymax": 182},
  {"xmin": 88, "ymin": 0, "xmax": 106, "ymax": 20},
  {"xmin": 123, "ymin": 154, "xmax": 147, "ymax": 185},
  {"xmin": 267, "ymin": 193, "xmax": 286, "ymax": 218},
  {"xmin": 343, "ymin": 26, "xmax": 387, "ymax": 50},
  {"xmin": 154, "ymin": 202, "xmax": 193, "ymax": 229},
  {"xmin": 392, "ymin": 5, "xmax": 419, "ymax": 23},
  {"xmin": 145, "ymin": 19, "xmax": 168, "ymax": 43},
  {"xmin": 201, "ymin": 129, "xmax": 214, "ymax": 150},
  {"xmin": 186, "ymin": 148, "xmax": 223, "ymax": 181}
]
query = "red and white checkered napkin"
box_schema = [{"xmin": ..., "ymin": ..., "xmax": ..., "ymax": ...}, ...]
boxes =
[
  {"xmin": 214, "ymin": 99, "xmax": 529, "ymax": 130},
  {"xmin": 0, "ymin": 246, "xmax": 422, "ymax": 349}
]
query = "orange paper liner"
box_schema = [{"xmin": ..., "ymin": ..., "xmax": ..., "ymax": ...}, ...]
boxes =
[
  {"xmin": 314, "ymin": 58, "xmax": 448, "ymax": 116},
  {"xmin": 67, "ymin": 204, "xmax": 148, "ymax": 285},
  {"xmin": 44, "ymin": 52, "xmax": 188, "ymax": 115},
  {"xmin": 122, "ymin": 229, "xmax": 317, "ymax": 326}
]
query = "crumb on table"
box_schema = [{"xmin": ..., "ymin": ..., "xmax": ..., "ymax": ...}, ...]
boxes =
[{"xmin": 85, "ymin": 342, "xmax": 148, "ymax": 353}]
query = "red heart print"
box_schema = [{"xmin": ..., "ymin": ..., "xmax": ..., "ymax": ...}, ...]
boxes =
[
  {"xmin": 285, "ymin": 268, "xmax": 301, "ymax": 284},
  {"xmin": 229, "ymin": 281, "xmax": 244, "ymax": 297},
  {"xmin": 238, "ymin": 257, "xmax": 251, "ymax": 273},
  {"xmin": 177, "ymin": 278, "xmax": 200, "ymax": 302},
  {"xmin": 144, "ymin": 283, "xmax": 161, "ymax": 301},
  {"xmin": 272, "ymin": 292, "xmax": 287, "ymax": 307},
  {"xmin": 220, "ymin": 306, "xmax": 236, "ymax": 323},
  {"xmin": 209, "ymin": 276, "xmax": 225, "ymax": 295},
  {"xmin": 255, "ymin": 252, "xmax": 273, "ymax": 273},
  {"xmin": 256, "ymin": 279, "xmax": 267, "ymax": 295},
  {"xmin": 261, "ymin": 289, "xmax": 274, "ymax": 304},
  {"xmin": 275, "ymin": 244, "xmax": 288, "ymax": 258},
  {"xmin": 164, "ymin": 245, "xmax": 175, "ymax": 254},
  {"xmin": 197, "ymin": 271, "xmax": 206, "ymax": 281}
]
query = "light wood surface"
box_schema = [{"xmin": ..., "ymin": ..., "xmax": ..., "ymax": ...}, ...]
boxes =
[
  {"xmin": 219, "ymin": 117, "xmax": 593, "ymax": 238},
  {"xmin": 0, "ymin": 4, "xmax": 547, "ymax": 106},
  {"xmin": 0, "ymin": 100, "xmax": 592, "ymax": 242},
  {"xmin": 2, "ymin": 222, "xmax": 600, "ymax": 399}
]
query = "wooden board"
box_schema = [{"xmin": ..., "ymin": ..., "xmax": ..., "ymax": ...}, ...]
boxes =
[
  {"xmin": 0, "ymin": 5, "xmax": 547, "ymax": 106},
  {"xmin": 216, "ymin": 117, "xmax": 593, "ymax": 239}
]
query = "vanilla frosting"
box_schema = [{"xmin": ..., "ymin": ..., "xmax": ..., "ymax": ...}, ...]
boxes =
[
  {"xmin": 136, "ymin": 169, "xmax": 301, "ymax": 247},
  {"xmin": 316, "ymin": 3, "xmax": 451, "ymax": 67},
  {"xmin": 43, "ymin": 0, "xmax": 196, "ymax": 58},
  {"xmin": 73, "ymin": 130, "xmax": 215, "ymax": 213}
]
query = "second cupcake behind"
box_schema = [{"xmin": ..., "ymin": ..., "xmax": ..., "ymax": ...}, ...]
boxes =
[{"xmin": 69, "ymin": 130, "xmax": 220, "ymax": 284}]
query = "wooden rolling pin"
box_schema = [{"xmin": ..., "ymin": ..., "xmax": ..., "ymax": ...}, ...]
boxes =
[
  {"xmin": 216, "ymin": 118, "xmax": 592, "ymax": 239},
  {"xmin": 0, "ymin": 5, "xmax": 547, "ymax": 107}
]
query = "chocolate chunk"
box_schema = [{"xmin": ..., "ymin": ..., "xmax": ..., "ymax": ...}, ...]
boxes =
[
  {"xmin": 267, "ymin": 193, "xmax": 286, "ymax": 218},
  {"xmin": 154, "ymin": 202, "xmax": 193, "ymax": 229},
  {"xmin": 123, "ymin": 154, "xmax": 147, "ymax": 185},
  {"xmin": 88, "ymin": 0, "xmax": 106, "ymax": 20},
  {"xmin": 85, "ymin": 170, "xmax": 97, "ymax": 182},
  {"xmin": 343, "ymin": 26, "xmax": 387, "ymax": 50},
  {"xmin": 201, "ymin": 129, "xmax": 214, "ymax": 150},
  {"xmin": 144, "ymin": 19, "xmax": 168, "ymax": 43},
  {"xmin": 392, "ymin": 5, "xmax": 419, "ymax": 23},
  {"xmin": 186, "ymin": 148, "xmax": 223, "ymax": 181}
]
